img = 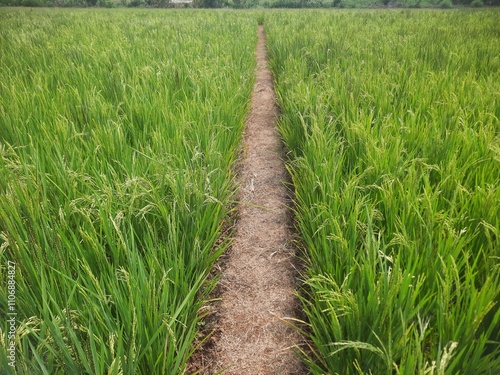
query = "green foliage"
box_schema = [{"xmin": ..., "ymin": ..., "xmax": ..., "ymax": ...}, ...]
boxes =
[
  {"xmin": 1, "ymin": 0, "xmax": 494, "ymax": 8},
  {"xmin": 194, "ymin": 0, "xmax": 220, "ymax": 7},
  {"xmin": 266, "ymin": 9, "xmax": 500, "ymax": 375},
  {"xmin": 0, "ymin": 8, "xmax": 256, "ymax": 374},
  {"xmin": 440, "ymin": 0, "xmax": 452, "ymax": 7}
]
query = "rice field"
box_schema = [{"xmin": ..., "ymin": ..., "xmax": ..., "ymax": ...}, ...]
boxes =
[
  {"xmin": 266, "ymin": 9, "xmax": 500, "ymax": 375},
  {"xmin": 1, "ymin": 7, "xmax": 499, "ymax": 375},
  {"xmin": 0, "ymin": 9, "xmax": 256, "ymax": 374}
]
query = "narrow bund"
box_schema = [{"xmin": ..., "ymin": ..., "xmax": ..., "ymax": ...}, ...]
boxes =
[{"xmin": 192, "ymin": 25, "xmax": 305, "ymax": 374}]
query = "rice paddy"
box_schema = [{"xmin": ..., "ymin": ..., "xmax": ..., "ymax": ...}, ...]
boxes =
[
  {"xmin": 0, "ymin": 9, "xmax": 256, "ymax": 373},
  {"xmin": 1, "ymin": 7, "xmax": 499, "ymax": 375},
  {"xmin": 267, "ymin": 9, "xmax": 499, "ymax": 375}
]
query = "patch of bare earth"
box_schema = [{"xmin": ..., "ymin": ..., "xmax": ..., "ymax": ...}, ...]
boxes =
[{"xmin": 188, "ymin": 26, "xmax": 306, "ymax": 374}]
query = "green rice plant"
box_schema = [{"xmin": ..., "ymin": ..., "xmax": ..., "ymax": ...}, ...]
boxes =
[
  {"xmin": 0, "ymin": 8, "xmax": 256, "ymax": 374},
  {"xmin": 267, "ymin": 9, "xmax": 499, "ymax": 374}
]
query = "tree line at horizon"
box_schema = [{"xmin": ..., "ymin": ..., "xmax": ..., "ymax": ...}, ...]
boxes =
[{"xmin": 1, "ymin": 0, "xmax": 499, "ymax": 9}]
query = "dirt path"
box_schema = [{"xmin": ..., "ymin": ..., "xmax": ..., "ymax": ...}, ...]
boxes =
[{"xmin": 190, "ymin": 26, "xmax": 305, "ymax": 374}]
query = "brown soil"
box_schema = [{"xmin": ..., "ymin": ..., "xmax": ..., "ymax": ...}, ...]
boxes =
[{"xmin": 188, "ymin": 26, "xmax": 306, "ymax": 374}]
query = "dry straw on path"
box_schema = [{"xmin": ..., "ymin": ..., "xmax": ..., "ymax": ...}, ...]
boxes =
[{"xmin": 194, "ymin": 25, "xmax": 305, "ymax": 374}]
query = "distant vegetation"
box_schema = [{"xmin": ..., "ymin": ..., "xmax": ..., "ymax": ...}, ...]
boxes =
[{"xmin": 0, "ymin": 0, "xmax": 499, "ymax": 8}]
